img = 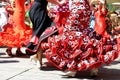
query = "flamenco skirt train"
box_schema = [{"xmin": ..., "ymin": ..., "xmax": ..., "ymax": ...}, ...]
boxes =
[
  {"xmin": 43, "ymin": 28, "xmax": 119, "ymax": 71},
  {"xmin": 25, "ymin": 25, "xmax": 59, "ymax": 55}
]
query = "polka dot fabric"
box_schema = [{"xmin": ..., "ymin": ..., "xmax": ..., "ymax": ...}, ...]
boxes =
[
  {"xmin": 43, "ymin": 0, "xmax": 119, "ymax": 71},
  {"xmin": 54, "ymin": 2, "xmax": 70, "ymax": 26}
]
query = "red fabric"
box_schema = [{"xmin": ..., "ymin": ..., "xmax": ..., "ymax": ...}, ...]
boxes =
[
  {"xmin": 41, "ymin": 26, "xmax": 56, "ymax": 36},
  {"xmin": 116, "ymin": 38, "xmax": 120, "ymax": 57},
  {"xmin": 94, "ymin": 9, "xmax": 106, "ymax": 36},
  {"xmin": 77, "ymin": 61, "xmax": 87, "ymax": 71},
  {"xmin": 54, "ymin": 12, "xmax": 70, "ymax": 25},
  {"xmin": 29, "ymin": 36, "xmax": 38, "ymax": 45},
  {"xmin": 5, "ymin": 6, "xmax": 14, "ymax": 15},
  {"xmin": 43, "ymin": 0, "xmax": 119, "ymax": 71},
  {"xmin": 25, "ymin": 2, "xmax": 33, "ymax": 11},
  {"xmin": 2, "ymin": 0, "xmax": 7, "ymax": 2},
  {"xmin": 54, "ymin": 2, "xmax": 70, "ymax": 27},
  {"xmin": 89, "ymin": 61, "xmax": 102, "ymax": 70}
]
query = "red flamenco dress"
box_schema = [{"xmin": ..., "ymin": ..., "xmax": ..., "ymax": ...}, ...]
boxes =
[
  {"xmin": 41, "ymin": 2, "xmax": 70, "ymax": 50},
  {"xmin": 94, "ymin": 7, "xmax": 110, "ymax": 38},
  {"xmin": 54, "ymin": 2, "xmax": 70, "ymax": 27},
  {"xmin": 43, "ymin": 0, "xmax": 119, "ymax": 71},
  {"xmin": 55, "ymin": 2, "xmax": 70, "ymax": 34},
  {"xmin": 0, "ymin": 0, "xmax": 32, "ymax": 48},
  {"xmin": 45, "ymin": 2, "xmax": 70, "ymax": 35}
]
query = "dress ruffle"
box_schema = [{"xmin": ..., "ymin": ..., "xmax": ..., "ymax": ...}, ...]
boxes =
[
  {"xmin": 44, "ymin": 29, "xmax": 119, "ymax": 71},
  {"xmin": 54, "ymin": 2, "xmax": 70, "ymax": 26},
  {"xmin": 0, "ymin": 24, "xmax": 32, "ymax": 47},
  {"xmin": 42, "ymin": 0, "xmax": 119, "ymax": 71}
]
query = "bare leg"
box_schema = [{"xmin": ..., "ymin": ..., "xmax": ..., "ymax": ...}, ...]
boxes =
[
  {"xmin": 30, "ymin": 54, "xmax": 38, "ymax": 64},
  {"xmin": 30, "ymin": 46, "xmax": 43, "ymax": 69},
  {"xmin": 36, "ymin": 46, "xmax": 43, "ymax": 69}
]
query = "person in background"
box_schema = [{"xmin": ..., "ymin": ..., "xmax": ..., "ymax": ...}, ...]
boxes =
[
  {"xmin": 29, "ymin": 0, "xmax": 71, "ymax": 67},
  {"xmin": 0, "ymin": 0, "xmax": 32, "ymax": 57},
  {"xmin": 90, "ymin": 0, "xmax": 110, "ymax": 38},
  {"xmin": 24, "ymin": 0, "xmax": 33, "ymax": 28},
  {"xmin": 89, "ymin": 5, "xmax": 95, "ymax": 30},
  {"xmin": 0, "ymin": 3, "xmax": 8, "ymax": 31}
]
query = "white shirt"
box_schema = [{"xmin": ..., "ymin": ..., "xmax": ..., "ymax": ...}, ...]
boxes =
[{"xmin": 0, "ymin": 7, "xmax": 8, "ymax": 31}]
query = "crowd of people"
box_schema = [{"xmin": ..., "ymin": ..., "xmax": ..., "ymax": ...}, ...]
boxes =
[{"xmin": 0, "ymin": 0, "xmax": 120, "ymax": 77}]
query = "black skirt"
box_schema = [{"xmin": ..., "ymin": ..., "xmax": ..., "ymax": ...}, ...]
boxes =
[{"xmin": 26, "ymin": 1, "xmax": 57, "ymax": 55}]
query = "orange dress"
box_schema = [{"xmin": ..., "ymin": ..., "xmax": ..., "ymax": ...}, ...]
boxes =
[
  {"xmin": 0, "ymin": 0, "xmax": 32, "ymax": 47},
  {"xmin": 13, "ymin": 0, "xmax": 26, "ymax": 35}
]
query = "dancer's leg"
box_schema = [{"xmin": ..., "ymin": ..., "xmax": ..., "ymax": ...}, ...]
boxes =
[{"xmin": 36, "ymin": 46, "xmax": 43, "ymax": 69}]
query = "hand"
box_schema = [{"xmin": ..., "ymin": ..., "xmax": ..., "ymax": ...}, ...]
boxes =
[
  {"xmin": 90, "ymin": 0, "xmax": 98, "ymax": 4},
  {"xmin": 98, "ymin": 0, "xmax": 105, "ymax": 4},
  {"xmin": 59, "ymin": 0, "xmax": 66, "ymax": 6},
  {"xmin": 7, "ymin": 7, "xmax": 14, "ymax": 12}
]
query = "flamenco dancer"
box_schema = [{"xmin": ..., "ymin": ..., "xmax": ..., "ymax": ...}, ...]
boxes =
[
  {"xmin": 29, "ymin": 1, "xmax": 71, "ymax": 66},
  {"xmin": 91, "ymin": 0, "xmax": 111, "ymax": 38},
  {"xmin": 40, "ymin": 0, "xmax": 119, "ymax": 77},
  {"xmin": 0, "ymin": 0, "xmax": 32, "ymax": 57},
  {"xmin": 25, "ymin": 0, "xmax": 68, "ymax": 66}
]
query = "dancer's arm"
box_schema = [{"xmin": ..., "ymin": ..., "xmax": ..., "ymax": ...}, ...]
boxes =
[
  {"xmin": 47, "ymin": 0, "xmax": 66, "ymax": 5},
  {"xmin": 7, "ymin": 7, "xmax": 14, "ymax": 12},
  {"xmin": 89, "ymin": 0, "xmax": 98, "ymax": 11},
  {"xmin": 99, "ymin": 0, "xmax": 108, "ymax": 15}
]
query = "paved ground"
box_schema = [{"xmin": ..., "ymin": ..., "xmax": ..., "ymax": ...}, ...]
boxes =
[{"xmin": 0, "ymin": 47, "xmax": 120, "ymax": 80}]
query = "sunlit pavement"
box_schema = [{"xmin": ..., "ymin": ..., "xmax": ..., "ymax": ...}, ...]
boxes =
[{"xmin": 0, "ymin": 47, "xmax": 120, "ymax": 80}]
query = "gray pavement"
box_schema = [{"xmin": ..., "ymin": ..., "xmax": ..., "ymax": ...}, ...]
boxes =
[{"xmin": 0, "ymin": 47, "xmax": 120, "ymax": 80}]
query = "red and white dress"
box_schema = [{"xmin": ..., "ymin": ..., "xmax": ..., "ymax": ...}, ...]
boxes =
[
  {"xmin": 43, "ymin": 0, "xmax": 119, "ymax": 71},
  {"xmin": 42, "ymin": 2, "xmax": 70, "ymax": 36},
  {"xmin": 54, "ymin": 2, "xmax": 70, "ymax": 26}
]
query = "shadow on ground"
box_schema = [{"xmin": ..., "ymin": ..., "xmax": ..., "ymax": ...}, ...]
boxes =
[
  {"xmin": 0, "ymin": 60, "xmax": 19, "ymax": 63},
  {"xmin": 40, "ymin": 60, "xmax": 120, "ymax": 80},
  {"xmin": 40, "ymin": 62, "xmax": 59, "ymax": 71}
]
